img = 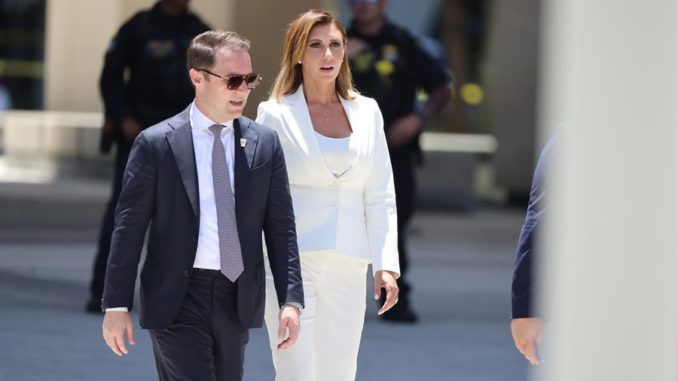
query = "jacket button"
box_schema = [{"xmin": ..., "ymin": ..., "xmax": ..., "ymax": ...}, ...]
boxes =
[
  {"xmin": 192, "ymin": 235, "xmax": 197, "ymax": 242},
  {"xmin": 183, "ymin": 270, "xmax": 190, "ymax": 278}
]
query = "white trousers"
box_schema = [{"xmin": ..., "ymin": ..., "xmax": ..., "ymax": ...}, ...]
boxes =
[{"xmin": 265, "ymin": 251, "xmax": 369, "ymax": 381}]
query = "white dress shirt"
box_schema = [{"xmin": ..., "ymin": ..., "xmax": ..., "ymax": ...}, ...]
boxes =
[{"xmin": 190, "ymin": 102, "xmax": 235, "ymax": 271}]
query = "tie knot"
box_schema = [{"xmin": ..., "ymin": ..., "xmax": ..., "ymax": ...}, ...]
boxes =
[{"xmin": 209, "ymin": 124, "xmax": 225, "ymax": 137}]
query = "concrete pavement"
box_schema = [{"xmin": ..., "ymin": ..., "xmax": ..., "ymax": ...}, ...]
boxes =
[{"xmin": 0, "ymin": 178, "xmax": 530, "ymax": 380}]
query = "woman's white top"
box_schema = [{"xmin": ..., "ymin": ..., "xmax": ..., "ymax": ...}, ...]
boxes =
[{"xmin": 314, "ymin": 131, "xmax": 357, "ymax": 178}]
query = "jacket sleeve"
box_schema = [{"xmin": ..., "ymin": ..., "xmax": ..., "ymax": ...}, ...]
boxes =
[
  {"xmin": 102, "ymin": 131, "xmax": 157, "ymax": 310},
  {"xmin": 363, "ymin": 99, "xmax": 400, "ymax": 276},
  {"xmin": 511, "ymin": 134, "xmax": 555, "ymax": 319},
  {"xmin": 261, "ymin": 130, "xmax": 304, "ymax": 308}
]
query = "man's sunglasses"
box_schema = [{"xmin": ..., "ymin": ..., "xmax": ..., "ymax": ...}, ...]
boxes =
[
  {"xmin": 350, "ymin": 0, "xmax": 378, "ymax": 4},
  {"xmin": 196, "ymin": 68, "xmax": 262, "ymax": 90}
]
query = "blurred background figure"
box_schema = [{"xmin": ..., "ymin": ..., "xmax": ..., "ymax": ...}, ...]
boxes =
[
  {"xmin": 346, "ymin": 0, "xmax": 451, "ymax": 323},
  {"xmin": 86, "ymin": 0, "xmax": 210, "ymax": 313}
]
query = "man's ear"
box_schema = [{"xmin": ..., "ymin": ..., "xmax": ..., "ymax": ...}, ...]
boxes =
[{"xmin": 188, "ymin": 68, "xmax": 203, "ymax": 87}]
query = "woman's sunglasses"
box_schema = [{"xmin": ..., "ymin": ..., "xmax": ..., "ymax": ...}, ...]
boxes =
[{"xmin": 196, "ymin": 68, "xmax": 262, "ymax": 90}]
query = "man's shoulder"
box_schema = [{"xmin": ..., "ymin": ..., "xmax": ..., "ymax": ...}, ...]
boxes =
[
  {"xmin": 140, "ymin": 110, "xmax": 189, "ymax": 140},
  {"xmin": 384, "ymin": 21, "xmax": 410, "ymax": 35},
  {"xmin": 122, "ymin": 8, "xmax": 153, "ymax": 29},
  {"xmin": 186, "ymin": 13, "xmax": 211, "ymax": 31},
  {"xmin": 382, "ymin": 21, "xmax": 419, "ymax": 48}
]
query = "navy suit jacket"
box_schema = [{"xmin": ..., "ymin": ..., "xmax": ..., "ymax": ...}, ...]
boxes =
[
  {"xmin": 511, "ymin": 133, "xmax": 558, "ymax": 319},
  {"xmin": 102, "ymin": 106, "xmax": 304, "ymax": 329}
]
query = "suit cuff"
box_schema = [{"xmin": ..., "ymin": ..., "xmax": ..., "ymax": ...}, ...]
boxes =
[
  {"xmin": 511, "ymin": 297, "xmax": 531, "ymax": 319},
  {"xmin": 106, "ymin": 307, "xmax": 129, "ymax": 312}
]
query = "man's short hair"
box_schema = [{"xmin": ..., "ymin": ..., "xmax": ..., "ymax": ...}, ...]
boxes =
[{"xmin": 187, "ymin": 30, "xmax": 250, "ymax": 70}]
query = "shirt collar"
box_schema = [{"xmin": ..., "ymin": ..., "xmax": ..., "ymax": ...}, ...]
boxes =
[{"xmin": 189, "ymin": 101, "xmax": 234, "ymax": 134}]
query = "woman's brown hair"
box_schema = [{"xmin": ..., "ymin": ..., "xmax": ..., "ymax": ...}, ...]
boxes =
[{"xmin": 270, "ymin": 9, "xmax": 358, "ymax": 100}]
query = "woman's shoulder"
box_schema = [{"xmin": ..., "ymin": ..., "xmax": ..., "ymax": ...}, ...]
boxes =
[
  {"xmin": 345, "ymin": 92, "xmax": 380, "ymax": 112},
  {"xmin": 258, "ymin": 98, "xmax": 283, "ymax": 112},
  {"xmin": 256, "ymin": 98, "xmax": 286, "ymax": 122},
  {"xmin": 350, "ymin": 95, "xmax": 383, "ymax": 127}
]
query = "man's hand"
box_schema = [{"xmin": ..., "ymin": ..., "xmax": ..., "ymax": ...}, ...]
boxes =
[
  {"xmin": 121, "ymin": 116, "xmax": 142, "ymax": 144},
  {"xmin": 375, "ymin": 270, "xmax": 399, "ymax": 315},
  {"xmin": 277, "ymin": 305, "xmax": 301, "ymax": 350},
  {"xmin": 102, "ymin": 311, "xmax": 136, "ymax": 356},
  {"xmin": 387, "ymin": 113, "xmax": 423, "ymax": 147},
  {"xmin": 511, "ymin": 317, "xmax": 543, "ymax": 365}
]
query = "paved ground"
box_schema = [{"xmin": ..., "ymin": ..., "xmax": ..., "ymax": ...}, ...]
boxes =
[{"xmin": 0, "ymin": 178, "xmax": 531, "ymax": 380}]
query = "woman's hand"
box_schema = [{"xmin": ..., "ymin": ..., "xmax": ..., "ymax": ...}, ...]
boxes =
[{"xmin": 374, "ymin": 270, "xmax": 399, "ymax": 315}]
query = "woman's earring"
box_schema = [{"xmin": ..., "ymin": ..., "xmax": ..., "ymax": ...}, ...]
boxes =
[{"xmin": 297, "ymin": 60, "xmax": 302, "ymax": 65}]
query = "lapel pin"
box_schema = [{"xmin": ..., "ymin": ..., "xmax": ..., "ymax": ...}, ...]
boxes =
[{"xmin": 240, "ymin": 138, "xmax": 247, "ymax": 148}]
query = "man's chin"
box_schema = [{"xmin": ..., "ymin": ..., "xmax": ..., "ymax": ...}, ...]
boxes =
[{"xmin": 225, "ymin": 109, "xmax": 244, "ymax": 120}]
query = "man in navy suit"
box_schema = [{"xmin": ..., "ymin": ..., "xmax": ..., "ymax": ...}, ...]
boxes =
[
  {"xmin": 101, "ymin": 30, "xmax": 304, "ymax": 381},
  {"xmin": 511, "ymin": 132, "xmax": 558, "ymax": 366}
]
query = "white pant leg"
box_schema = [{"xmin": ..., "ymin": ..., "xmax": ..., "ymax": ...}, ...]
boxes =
[
  {"xmin": 265, "ymin": 252, "xmax": 368, "ymax": 381},
  {"xmin": 264, "ymin": 253, "xmax": 319, "ymax": 381},
  {"xmin": 314, "ymin": 252, "xmax": 369, "ymax": 381}
]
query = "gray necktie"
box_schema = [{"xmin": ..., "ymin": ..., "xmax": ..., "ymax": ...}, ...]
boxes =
[{"xmin": 209, "ymin": 124, "xmax": 244, "ymax": 282}]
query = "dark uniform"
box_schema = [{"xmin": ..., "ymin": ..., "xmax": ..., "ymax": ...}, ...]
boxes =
[
  {"xmin": 87, "ymin": 2, "xmax": 209, "ymax": 311},
  {"xmin": 348, "ymin": 21, "xmax": 450, "ymax": 321}
]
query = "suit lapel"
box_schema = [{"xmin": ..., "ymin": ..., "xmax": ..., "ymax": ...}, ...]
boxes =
[
  {"xmin": 338, "ymin": 95, "xmax": 365, "ymax": 177},
  {"xmin": 234, "ymin": 117, "xmax": 259, "ymax": 222},
  {"xmin": 166, "ymin": 108, "xmax": 200, "ymax": 222},
  {"xmin": 281, "ymin": 87, "xmax": 314, "ymax": 154}
]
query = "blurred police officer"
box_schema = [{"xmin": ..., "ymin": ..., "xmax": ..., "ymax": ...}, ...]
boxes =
[
  {"xmin": 347, "ymin": 0, "xmax": 451, "ymax": 323},
  {"xmin": 87, "ymin": 0, "xmax": 209, "ymax": 312}
]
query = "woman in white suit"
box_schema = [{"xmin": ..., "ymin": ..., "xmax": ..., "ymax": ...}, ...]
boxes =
[{"xmin": 256, "ymin": 9, "xmax": 400, "ymax": 381}]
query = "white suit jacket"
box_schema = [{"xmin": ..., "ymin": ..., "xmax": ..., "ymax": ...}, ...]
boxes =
[{"xmin": 256, "ymin": 85, "xmax": 399, "ymax": 275}]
